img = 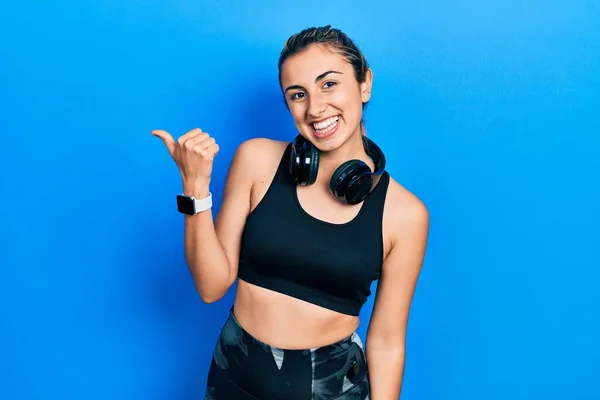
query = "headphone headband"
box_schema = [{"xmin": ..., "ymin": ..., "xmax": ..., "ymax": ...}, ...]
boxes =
[{"xmin": 361, "ymin": 136, "xmax": 386, "ymax": 175}]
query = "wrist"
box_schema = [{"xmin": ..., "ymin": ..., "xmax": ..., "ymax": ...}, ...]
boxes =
[{"xmin": 182, "ymin": 179, "xmax": 211, "ymax": 199}]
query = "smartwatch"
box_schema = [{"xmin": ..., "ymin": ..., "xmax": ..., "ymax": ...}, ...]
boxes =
[{"xmin": 176, "ymin": 192, "xmax": 212, "ymax": 215}]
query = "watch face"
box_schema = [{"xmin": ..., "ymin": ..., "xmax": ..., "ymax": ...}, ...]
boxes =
[{"xmin": 176, "ymin": 195, "xmax": 195, "ymax": 215}]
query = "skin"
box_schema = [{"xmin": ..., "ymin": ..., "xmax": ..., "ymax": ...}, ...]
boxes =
[{"xmin": 154, "ymin": 43, "xmax": 429, "ymax": 399}]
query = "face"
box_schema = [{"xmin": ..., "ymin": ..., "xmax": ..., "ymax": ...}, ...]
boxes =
[{"xmin": 279, "ymin": 44, "xmax": 372, "ymax": 152}]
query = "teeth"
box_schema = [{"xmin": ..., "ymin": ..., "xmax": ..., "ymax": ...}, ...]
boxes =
[{"xmin": 313, "ymin": 115, "xmax": 339, "ymax": 130}]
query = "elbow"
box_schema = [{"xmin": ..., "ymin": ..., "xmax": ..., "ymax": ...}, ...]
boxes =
[
  {"xmin": 193, "ymin": 267, "xmax": 234, "ymax": 304},
  {"xmin": 366, "ymin": 334, "xmax": 406, "ymax": 354},
  {"xmin": 366, "ymin": 342, "xmax": 406, "ymax": 355},
  {"xmin": 201, "ymin": 297, "xmax": 220, "ymax": 304},
  {"xmin": 197, "ymin": 284, "xmax": 228, "ymax": 304},
  {"xmin": 198, "ymin": 290, "xmax": 225, "ymax": 304}
]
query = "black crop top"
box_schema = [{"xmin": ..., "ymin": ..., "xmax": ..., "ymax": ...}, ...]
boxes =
[{"xmin": 237, "ymin": 143, "xmax": 390, "ymax": 316}]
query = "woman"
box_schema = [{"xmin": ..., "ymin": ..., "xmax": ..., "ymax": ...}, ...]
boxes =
[{"xmin": 152, "ymin": 25, "xmax": 429, "ymax": 400}]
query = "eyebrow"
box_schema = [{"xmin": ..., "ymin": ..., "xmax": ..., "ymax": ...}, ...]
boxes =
[{"xmin": 283, "ymin": 70, "xmax": 343, "ymax": 94}]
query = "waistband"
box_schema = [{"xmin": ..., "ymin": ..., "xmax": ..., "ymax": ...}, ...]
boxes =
[{"xmin": 228, "ymin": 306, "xmax": 363, "ymax": 355}]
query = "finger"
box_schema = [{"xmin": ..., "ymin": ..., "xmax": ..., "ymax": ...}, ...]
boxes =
[
  {"xmin": 201, "ymin": 143, "xmax": 220, "ymax": 158},
  {"xmin": 212, "ymin": 143, "xmax": 220, "ymax": 157},
  {"xmin": 151, "ymin": 129, "xmax": 177, "ymax": 155},
  {"xmin": 190, "ymin": 136, "xmax": 216, "ymax": 152},
  {"xmin": 178, "ymin": 128, "xmax": 205, "ymax": 145}
]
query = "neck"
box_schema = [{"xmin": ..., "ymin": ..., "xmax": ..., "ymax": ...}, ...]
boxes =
[{"xmin": 316, "ymin": 131, "xmax": 375, "ymax": 185}]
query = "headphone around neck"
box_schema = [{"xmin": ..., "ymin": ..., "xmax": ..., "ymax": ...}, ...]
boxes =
[{"xmin": 288, "ymin": 134, "xmax": 387, "ymax": 205}]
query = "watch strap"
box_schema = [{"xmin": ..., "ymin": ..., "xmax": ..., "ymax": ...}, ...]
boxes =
[{"xmin": 191, "ymin": 192, "xmax": 212, "ymax": 213}]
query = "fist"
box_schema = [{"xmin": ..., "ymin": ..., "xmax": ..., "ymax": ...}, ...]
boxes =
[{"xmin": 151, "ymin": 128, "xmax": 220, "ymax": 185}]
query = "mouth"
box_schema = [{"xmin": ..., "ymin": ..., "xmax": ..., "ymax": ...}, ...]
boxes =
[{"xmin": 311, "ymin": 115, "xmax": 340, "ymax": 139}]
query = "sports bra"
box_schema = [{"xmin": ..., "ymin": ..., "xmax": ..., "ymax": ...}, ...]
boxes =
[{"xmin": 237, "ymin": 143, "xmax": 390, "ymax": 316}]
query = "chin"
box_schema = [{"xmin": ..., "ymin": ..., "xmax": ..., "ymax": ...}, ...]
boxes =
[
  {"xmin": 309, "ymin": 132, "xmax": 345, "ymax": 153},
  {"xmin": 315, "ymin": 131, "xmax": 364, "ymax": 155}
]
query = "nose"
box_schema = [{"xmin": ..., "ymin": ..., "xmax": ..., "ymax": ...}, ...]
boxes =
[{"xmin": 307, "ymin": 94, "xmax": 326, "ymax": 119}]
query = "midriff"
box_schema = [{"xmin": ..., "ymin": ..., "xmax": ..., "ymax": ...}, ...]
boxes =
[{"xmin": 232, "ymin": 278, "xmax": 360, "ymax": 349}]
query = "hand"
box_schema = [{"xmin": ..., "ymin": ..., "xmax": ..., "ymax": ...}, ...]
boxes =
[{"xmin": 151, "ymin": 128, "xmax": 219, "ymax": 188}]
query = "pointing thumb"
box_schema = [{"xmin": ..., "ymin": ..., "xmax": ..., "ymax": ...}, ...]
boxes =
[{"xmin": 151, "ymin": 129, "xmax": 177, "ymax": 156}]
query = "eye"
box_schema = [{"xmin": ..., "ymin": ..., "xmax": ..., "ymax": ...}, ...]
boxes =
[
  {"xmin": 323, "ymin": 81, "xmax": 337, "ymax": 89},
  {"xmin": 290, "ymin": 92, "xmax": 305, "ymax": 100}
]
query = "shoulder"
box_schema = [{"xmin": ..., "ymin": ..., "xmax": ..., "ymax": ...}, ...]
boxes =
[
  {"xmin": 230, "ymin": 136, "xmax": 289, "ymax": 180},
  {"xmin": 233, "ymin": 137, "xmax": 288, "ymax": 163},
  {"xmin": 383, "ymin": 174, "xmax": 429, "ymax": 247}
]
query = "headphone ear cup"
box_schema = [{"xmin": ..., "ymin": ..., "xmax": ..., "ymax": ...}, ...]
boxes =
[
  {"xmin": 288, "ymin": 142, "xmax": 303, "ymax": 183},
  {"xmin": 344, "ymin": 173, "xmax": 374, "ymax": 205},
  {"xmin": 304, "ymin": 141, "xmax": 319, "ymax": 185},
  {"xmin": 330, "ymin": 160, "xmax": 373, "ymax": 204},
  {"xmin": 290, "ymin": 138, "xmax": 319, "ymax": 185}
]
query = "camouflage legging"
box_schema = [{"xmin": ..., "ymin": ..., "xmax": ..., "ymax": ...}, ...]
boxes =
[{"xmin": 204, "ymin": 308, "xmax": 370, "ymax": 400}]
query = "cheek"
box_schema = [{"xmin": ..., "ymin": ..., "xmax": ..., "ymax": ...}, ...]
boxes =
[
  {"xmin": 289, "ymin": 104, "xmax": 307, "ymax": 123},
  {"xmin": 333, "ymin": 91, "xmax": 362, "ymax": 118}
]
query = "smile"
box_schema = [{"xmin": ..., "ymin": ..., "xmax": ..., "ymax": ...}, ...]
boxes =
[{"xmin": 312, "ymin": 115, "xmax": 340, "ymax": 138}]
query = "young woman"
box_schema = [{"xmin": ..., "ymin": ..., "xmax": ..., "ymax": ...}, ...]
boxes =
[{"xmin": 152, "ymin": 25, "xmax": 429, "ymax": 400}]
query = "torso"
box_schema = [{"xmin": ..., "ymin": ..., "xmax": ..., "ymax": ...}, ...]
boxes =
[{"xmin": 233, "ymin": 139, "xmax": 397, "ymax": 349}]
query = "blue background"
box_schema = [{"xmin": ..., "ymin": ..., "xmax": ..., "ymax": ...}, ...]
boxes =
[{"xmin": 1, "ymin": 1, "xmax": 599, "ymax": 399}]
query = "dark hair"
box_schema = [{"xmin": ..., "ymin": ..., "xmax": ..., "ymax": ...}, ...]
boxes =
[{"xmin": 278, "ymin": 25, "xmax": 371, "ymax": 132}]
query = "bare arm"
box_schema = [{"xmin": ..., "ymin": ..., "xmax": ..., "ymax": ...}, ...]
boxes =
[
  {"xmin": 152, "ymin": 128, "xmax": 259, "ymax": 303},
  {"xmin": 183, "ymin": 139, "xmax": 258, "ymax": 302},
  {"xmin": 366, "ymin": 195, "xmax": 429, "ymax": 399}
]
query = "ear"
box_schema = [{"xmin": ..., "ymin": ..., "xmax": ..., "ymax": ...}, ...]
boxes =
[{"xmin": 360, "ymin": 68, "xmax": 373, "ymax": 103}]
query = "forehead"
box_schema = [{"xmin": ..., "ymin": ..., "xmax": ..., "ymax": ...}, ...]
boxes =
[{"xmin": 280, "ymin": 44, "xmax": 351, "ymax": 85}]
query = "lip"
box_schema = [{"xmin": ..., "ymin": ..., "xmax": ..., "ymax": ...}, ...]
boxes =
[{"xmin": 309, "ymin": 114, "xmax": 339, "ymax": 124}]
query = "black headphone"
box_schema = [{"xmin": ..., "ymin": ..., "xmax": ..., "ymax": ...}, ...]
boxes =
[{"xmin": 288, "ymin": 134, "xmax": 387, "ymax": 205}]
